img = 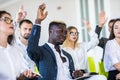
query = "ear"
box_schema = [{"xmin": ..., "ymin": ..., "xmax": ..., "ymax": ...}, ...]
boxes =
[{"xmin": 49, "ymin": 30, "xmax": 53, "ymax": 34}]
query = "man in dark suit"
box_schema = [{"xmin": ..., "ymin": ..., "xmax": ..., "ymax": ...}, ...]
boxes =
[{"xmin": 27, "ymin": 3, "xmax": 82, "ymax": 80}]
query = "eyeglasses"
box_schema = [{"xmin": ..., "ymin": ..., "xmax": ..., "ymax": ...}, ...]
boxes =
[
  {"xmin": 0, "ymin": 17, "xmax": 14, "ymax": 24},
  {"xmin": 69, "ymin": 32, "xmax": 79, "ymax": 36}
]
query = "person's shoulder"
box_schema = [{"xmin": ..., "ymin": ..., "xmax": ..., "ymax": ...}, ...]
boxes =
[
  {"xmin": 8, "ymin": 44, "xmax": 24, "ymax": 58},
  {"xmin": 12, "ymin": 43, "xmax": 24, "ymax": 52},
  {"xmin": 106, "ymin": 39, "xmax": 114, "ymax": 45}
]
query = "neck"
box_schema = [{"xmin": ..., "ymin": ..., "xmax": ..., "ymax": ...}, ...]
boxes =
[
  {"xmin": 48, "ymin": 39, "xmax": 60, "ymax": 50},
  {"xmin": 48, "ymin": 38, "xmax": 55, "ymax": 45},
  {"xmin": 115, "ymin": 38, "xmax": 120, "ymax": 45},
  {"xmin": 0, "ymin": 34, "xmax": 8, "ymax": 48},
  {"xmin": 67, "ymin": 40, "xmax": 76, "ymax": 49},
  {"xmin": 19, "ymin": 37, "xmax": 28, "ymax": 46}
]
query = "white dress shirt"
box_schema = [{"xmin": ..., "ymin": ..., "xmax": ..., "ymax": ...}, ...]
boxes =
[
  {"xmin": 0, "ymin": 44, "xmax": 28, "ymax": 80},
  {"xmin": 104, "ymin": 39, "xmax": 120, "ymax": 72},
  {"xmin": 15, "ymin": 38, "xmax": 36, "ymax": 72},
  {"xmin": 47, "ymin": 43, "xmax": 72, "ymax": 80}
]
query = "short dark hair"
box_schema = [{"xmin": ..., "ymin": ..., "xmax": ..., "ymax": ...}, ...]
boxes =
[
  {"xmin": 0, "ymin": 10, "xmax": 14, "ymax": 45},
  {"xmin": 109, "ymin": 18, "xmax": 120, "ymax": 40},
  {"xmin": 19, "ymin": 19, "xmax": 33, "ymax": 28},
  {"xmin": 49, "ymin": 21, "xmax": 66, "ymax": 31},
  {"xmin": 0, "ymin": 10, "xmax": 11, "ymax": 18}
]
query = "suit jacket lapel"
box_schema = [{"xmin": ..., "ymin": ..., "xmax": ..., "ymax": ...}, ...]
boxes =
[{"xmin": 43, "ymin": 43, "xmax": 57, "ymax": 63}]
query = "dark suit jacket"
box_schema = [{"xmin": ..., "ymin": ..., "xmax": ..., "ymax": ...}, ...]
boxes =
[
  {"xmin": 27, "ymin": 25, "xmax": 75, "ymax": 80},
  {"xmin": 95, "ymin": 25, "xmax": 108, "ymax": 48},
  {"xmin": 95, "ymin": 25, "xmax": 109, "ymax": 61}
]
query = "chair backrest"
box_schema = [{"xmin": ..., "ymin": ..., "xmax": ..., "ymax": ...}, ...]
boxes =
[
  {"xmin": 87, "ymin": 56, "xmax": 108, "ymax": 78},
  {"xmin": 98, "ymin": 61, "xmax": 108, "ymax": 78},
  {"xmin": 87, "ymin": 56, "xmax": 96, "ymax": 72}
]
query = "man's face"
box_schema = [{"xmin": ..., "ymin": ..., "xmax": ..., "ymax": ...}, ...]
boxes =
[
  {"xmin": 51, "ymin": 24, "xmax": 67, "ymax": 45},
  {"xmin": 19, "ymin": 22, "xmax": 33, "ymax": 40}
]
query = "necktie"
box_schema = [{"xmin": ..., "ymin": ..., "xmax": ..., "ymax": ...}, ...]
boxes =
[{"xmin": 55, "ymin": 46, "xmax": 66, "ymax": 63}]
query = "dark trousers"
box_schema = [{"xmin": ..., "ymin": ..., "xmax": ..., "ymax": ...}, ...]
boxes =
[{"xmin": 108, "ymin": 70, "xmax": 119, "ymax": 80}]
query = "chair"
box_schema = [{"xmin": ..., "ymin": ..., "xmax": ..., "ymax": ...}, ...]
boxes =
[
  {"xmin": 87, "ymin": 56, "xmax": 96, "ymax": 72},
  {"xmin": 98, "ymin": 61, "xmax": 108, "ymax": 78},
  {"xmin": 87, "ymin": 56, "xmax": 108, "ymax": 78}
]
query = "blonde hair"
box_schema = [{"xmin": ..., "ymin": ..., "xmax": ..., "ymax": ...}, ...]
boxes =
[{"xmin": 62, "ymin": 26, "xmax": 79, "ymax": 48}]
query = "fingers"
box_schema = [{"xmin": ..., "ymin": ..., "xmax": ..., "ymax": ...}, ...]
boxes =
[
  {"xmin": 99, "ymin": 10, "xmax": 108, "ymax": 27},
  {"xmin": 38, "ymin": 3, "xmax": 47, "ymax": 17},
  {"xmin": 15, "ymin": 4, "xmax": 27, "ymax": 22},
  {"xmin": 44, "ymin": 11, "xmax": 48, "ymax": 18},
  {"xmin": 35, "ymin": 3, "xmax": 48, "ymax": 24},
  {"xmin": 72, "ymin": 70, "xmax": 84, "ymax": 78},
  {"xmin": 23, "ymin": 70, "xmax": 35, "ymax": 78},
  {"xmin": 19, "ymin": 5, "xmax": 27, "ymax": 18},
  {"xmin": 100, "ymin": 10, "xmax": 105, "ymax": 16},
  {"xmin": 82, "ymin": 18, "xmax": 91, "ymax": 32},
  {"xmin": 82, "ymin": 18, "xmax": 89, "ymax": 26},
  {"xmin": 23, "ymin": 11, "xmax": 27, "ymax": 18},
  {"xmin": 39, "ymin": 3, "xmax": 46, "ymax": 11},
  {"xmin": 19, "ymin": 4, "xmax": 24, "ymax": 12}
]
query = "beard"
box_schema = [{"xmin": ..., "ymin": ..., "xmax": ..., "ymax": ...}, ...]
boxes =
[
  {"xmin": 23, "ymin": 36, "xmax": 29, "ymax": 40},
  {"xmin": 22, "ymin": 34, "xmax": 30, "ymax": 40}
]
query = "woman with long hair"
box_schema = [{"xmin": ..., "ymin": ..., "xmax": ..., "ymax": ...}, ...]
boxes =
[
  {"xmin": 104, "ymin": 18, "xmax": 120, "ymax": 80},
  {"xmin": 62, "ymin": 23, "xmax": 106, "ymax": 80},
  {"xmin": 0, "ymin": 10, "xmax": 37, "ymax": 80}
]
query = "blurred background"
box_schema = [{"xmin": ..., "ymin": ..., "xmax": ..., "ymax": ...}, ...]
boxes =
[{"xmin": 0, "ymin": 0, "xmax": 120, "ymax": 72}]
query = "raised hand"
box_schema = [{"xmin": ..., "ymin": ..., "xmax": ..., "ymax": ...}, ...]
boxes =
[
  {"xmin": 98, "ymin": 11, "xmax": 107, "ymax": 27},
  {"xmin": 35, "ymin": 3, "xmax": 48, "ymax": 24},
  {"xmin": 82, "ymin": 19, "xmax": 91, "ymax": 32},
  {"xmin": 15, "ymin": 5, "xmax": 27, "ymax": 23}
]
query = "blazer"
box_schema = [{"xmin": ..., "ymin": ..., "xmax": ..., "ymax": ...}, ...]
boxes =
[
  {"xmin": 27, "ymin": 25, "xmax": 75, "ymax": 80},
  {"xmin": 95, "ymin": 25, "xmax": 109, "ymax": 61}
]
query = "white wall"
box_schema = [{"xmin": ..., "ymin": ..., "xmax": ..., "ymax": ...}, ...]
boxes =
[
  {"xmin": 1, "ymin": 0, "xmax": 120, "ymax": 45},
  {"xmin": 0, "ymin": 0, "xmax": 79, "ymax": 45},
  {"xmin": 109, "ymin": 0, "xmax": 120, "ymax": 19},
  {"xmin": 1, "ymin": 0, "xmax": 120, "ymax": 72}
]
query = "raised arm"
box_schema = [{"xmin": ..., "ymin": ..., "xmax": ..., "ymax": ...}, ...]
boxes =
[
  {"xmin": 15, "ymin": 5, "xmax": 27, "ymax": 23},
  {"xmin": 95, "ymin": 11, "xmax": 107, "ymax": 38},
  {"xmin": 35, "ymin": 3, "xmax": 48, "ymax": 24},
  {"xmin": 83, "ymin": 19, "xmax": 99, "ymax": 51},
  {"xmin": 27, "ymin": 3, "xmax": 48, "ymax": 63},
  {"xmin": 14, "ymin": 5, "xmax": 27, "ymax": 30},
  {"xmin": 82, "ymin": 19, "xmax": 91, "ymax": 32}
]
